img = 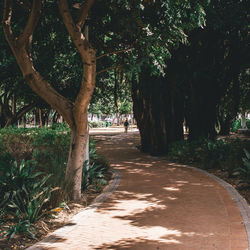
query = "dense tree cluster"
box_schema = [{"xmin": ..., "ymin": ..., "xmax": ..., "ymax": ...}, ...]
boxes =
[{"xmin": 132, "ymin": 0, "xmax": 249, "ymax": 154}]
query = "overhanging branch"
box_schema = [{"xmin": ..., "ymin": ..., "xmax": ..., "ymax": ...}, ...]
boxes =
[
  {"xmin": 97, "ymin": 65, "xmax": 123, "ymax": 75},
  {"xmin": 96, "ymin": 47, "xmax": 134, "ymax": 60}
]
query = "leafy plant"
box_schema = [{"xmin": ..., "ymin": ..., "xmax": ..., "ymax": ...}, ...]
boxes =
[
  {"xmin": 231, "ymin": 118, "xmax": 250, "ymax": 132},
  {"xmin": 0, "ymin": 160, "xmax": 53, "ymax": 223},
  {"xmin": 234, "ymin": 149, "xmax": 250, "ymax": 184},
  {"xmin": 0, "ymin": 220, "xmax": 35, "ymax": 239},
  {"xmin": 199, "ymin": 139, "xmax": 231, "ymax": 169},
  {"xmin": 82, "ymin": 162, "xmax": 107, "ymax": 191}
]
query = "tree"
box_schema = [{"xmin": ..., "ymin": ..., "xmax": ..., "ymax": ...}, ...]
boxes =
[
  {"xmin": 2, "ymin": 0, "xmax": 208, "ymax": 199},
  {"xmin": 2, "ymin": 0, "xmax": 95, "ymax": 200},
  {"xmin": 132, "ymin": 0, "xmax": 249, "ymax": 154}
]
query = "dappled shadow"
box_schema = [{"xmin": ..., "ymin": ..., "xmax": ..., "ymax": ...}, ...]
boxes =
[
  {"xmin": 88, "ymin": 132, "xmax": 239, "ymax": 249},
  {"xmin": 28, "ymin": 131, "xmax": 247, "ymax": 249}
]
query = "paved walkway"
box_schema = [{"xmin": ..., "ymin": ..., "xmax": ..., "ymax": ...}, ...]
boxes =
[{"xmin": 28, "ymin": 131, "xmax": 249, "ymax": 250}]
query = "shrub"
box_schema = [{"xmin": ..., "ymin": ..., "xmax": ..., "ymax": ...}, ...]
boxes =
[
  {"xmin": 31, "ymin": 128, "xmax": 70, "ymax": 188},
  {"xmin": 88, "ymin": 121, "xmax": 106, "ymax": 128},
  {"xmin": 0, "ymin": 160, "xmax": 53, "ymax": 222},
  {"xmin": 0, "ymin": 160, "xmax": 54, "ymax": 239},
  {"xmin": 0, "ymin": 220, "xmax": 35, "ymax": 240},
  {"xmin": 82, "ymin": 140, "xmax": 109, "ymax": 191},
  {"xmin": 231, "ymin": 118, "xmax": 250, "ymax": 132},
  {"xmin": 168, "ymin": 137, "xmax": 250, "ymax": 178}
]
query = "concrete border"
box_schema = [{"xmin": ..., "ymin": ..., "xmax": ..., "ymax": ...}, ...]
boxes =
[
  {"xmin": 88, "ymin": 168, "xmax": 121, "ymax": 209},
  {"xmin": 26, "ymin": 168, "xmax": 121, "ymax": 250},
  {"xmin": 186, "ymin": 165, "xmax": 250, "ymax": 249}
]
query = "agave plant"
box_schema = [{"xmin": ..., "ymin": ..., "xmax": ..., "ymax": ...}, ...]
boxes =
[
  {"xmin": 0, "ymin": 160, "xmax": 53, "ymax": 223},
  {"xmin": 0, "ymin": 220, "xmax": 36, "ymax": 239}
]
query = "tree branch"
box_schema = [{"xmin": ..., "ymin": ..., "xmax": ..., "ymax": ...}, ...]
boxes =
[
  {"xmin": 57, "ymin": 0, "xmax": 93, "ymax": 63},
  {"xmin": 96, "ymin": 47, "xmax": 134, "ymax": 60},
  {"xmin": 5, "ymin": 102, "xmax": 36, "ymax": 127},
  {"xmin": 2, "ymin": 0, "xmax": 15, "ymax": 44},
  {"xmin": 17, "ymin": 0, "xmax": 42, "ymax": 46},
  {"xmin": 97, "ymin": 65, "xmax": 123, "ymax": 75},
  {"xmin": 77, "ymin": 0, "xmax": 95, "ymax": 29}
]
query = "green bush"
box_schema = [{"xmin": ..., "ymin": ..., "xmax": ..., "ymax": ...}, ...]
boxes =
[
  {"xmin": 88, "ymin": 120, "xmax": 106, "ymax": 128},
  {"xmin": 82, "ymin": 140, "xmax": 109, "ymax": 191},
  {"xmin": 0, "ymin": 160, "xmax": 53, "ymax": 222},
  {"xmin": 168, "ymin": 138, "xmax": 250, "ymax": 177},
  {"xmin": 31, "ymin": 128, "xmax": 70, "ymax": 188},
  {"xmin": 231, "ymin": 118, "xmax": 250, "ymax": 132},
  {"xmin": 0, "ymin": 160, "xmax": 53, "ymax": 239}
]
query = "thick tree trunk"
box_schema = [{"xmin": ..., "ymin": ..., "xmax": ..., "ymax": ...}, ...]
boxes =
[{"xmin": 132, "ymin": 72, "xmax": 169, "ymax": 155}]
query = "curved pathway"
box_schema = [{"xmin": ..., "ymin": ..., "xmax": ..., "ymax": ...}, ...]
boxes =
[{"xmin": 28, "ymin": 131, "xmax": 249, "ymax": 249}]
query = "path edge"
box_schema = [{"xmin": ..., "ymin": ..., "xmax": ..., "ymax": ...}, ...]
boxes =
[
  {"xmin": 26, "ymin": 168, "xmax": 121, "ymax": 250},
  {"xmin": 186, "ymin": 165, "xmax": 250, "ymax": 249},
  {"xmin": 88, "ymin": 168, "xmax": 121, "ymax": 209}
]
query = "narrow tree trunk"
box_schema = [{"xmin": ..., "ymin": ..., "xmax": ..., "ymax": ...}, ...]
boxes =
[
  {"xmin": 12, "ymin": 94, "xmax": 16, "ymax": 116},
  {"xmin": 65, "ymin": 126, "xmax": 88, "ymax": 200},
  {"xmin": 39, "ymin": 109, "xmax": 42, "ymax": 127}
]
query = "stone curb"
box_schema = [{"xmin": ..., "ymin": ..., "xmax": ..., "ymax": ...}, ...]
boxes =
[
  {"xmin": 26, "ymin": 168, "xmax": 121, "ymax": 250},
  {"xmin": 185, "ymin": 165, "xmax": 250, "ymax": 250}
]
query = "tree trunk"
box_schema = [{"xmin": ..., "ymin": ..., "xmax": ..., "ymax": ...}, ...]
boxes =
[
  {"xmin": 66, "ymin": 126, "xmax": 88, "ymax": 200},
  {"xmin": 39, "ymin": 109, "xmax": 43, "ymax": 127},
  {"xmin": 132, "ymin": 72, "xmax": 169, "ymax": 155}
]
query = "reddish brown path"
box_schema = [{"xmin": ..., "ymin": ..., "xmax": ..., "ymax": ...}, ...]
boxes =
[{"xmin": 28, "ymin": 130, "xmax": 248, "ymax": 250}]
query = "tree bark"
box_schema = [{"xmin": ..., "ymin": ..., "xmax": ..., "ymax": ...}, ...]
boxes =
[{"xmin": 66, "ymin": 125, "xmax": 88, "ymax": 200}]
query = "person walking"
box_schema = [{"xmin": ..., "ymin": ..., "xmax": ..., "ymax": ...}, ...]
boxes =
[{"xmin": 124, "ymin": 119, "xmax": 129, "ymax": 133}]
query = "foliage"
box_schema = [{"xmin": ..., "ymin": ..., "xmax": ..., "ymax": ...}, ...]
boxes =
[
  {"xmin": 88, "ymin": 121, "xmax": 106, "ymax": 128},
  {"xmin": 0, "ymin": 160, "xmax": 52, "ymax": 222},
  {"xmin": 82, "ymin": 163, "xmax": 108, "ymax": 192},
  {"xmin": 168, "ymin": 138, "xmax": 250, "ymax": 178},
  {"xmin": 234, "ymin": 149, "xmax": 250, "ymax": 185},
  {"xmin": 0, "ymin": 126, "xmax": 109, "ymax": 239},
  {"xmin": 231, "ymin": 118, "xmax": 250, "ymax": 132},
  {"xmin": 82, "ymin": 140, "xmax": 109, "ymax": 191},
  {"xmin": 0, "ymin": 220, "xmax": 35, "ymax": 240},
  {"xmin": 0, "ymin": 159, "xmax": 53, "ymax": 239},
  {"xmin": 31, "ymin": 127, "xmax": 70, "ymax": 188}
]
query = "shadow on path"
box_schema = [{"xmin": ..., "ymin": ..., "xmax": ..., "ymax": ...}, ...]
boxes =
[{"xmin": 28, "ymin": 131, "xmax": 248, "ymax": 250}]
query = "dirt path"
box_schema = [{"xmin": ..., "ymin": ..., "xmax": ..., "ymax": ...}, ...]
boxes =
[{"xmin": 28, "ymin": 131, "xmax": 248, "ymax": 250}]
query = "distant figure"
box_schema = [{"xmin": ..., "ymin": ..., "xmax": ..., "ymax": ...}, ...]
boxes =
[{"xmin": 124, "ymin": 119, "xmax": 129, "ymax": 133}]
